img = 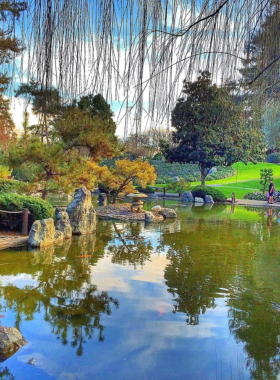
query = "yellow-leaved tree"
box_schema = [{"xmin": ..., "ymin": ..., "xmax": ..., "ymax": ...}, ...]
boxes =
[{"xmin": 98, "ymin": 159, "xmax": 157, "ymax": 204}]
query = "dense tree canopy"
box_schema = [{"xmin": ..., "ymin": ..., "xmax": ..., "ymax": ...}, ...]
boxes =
[{"xmin": 161, "ymin": 71, "xmax": 264, "ymax": 185}]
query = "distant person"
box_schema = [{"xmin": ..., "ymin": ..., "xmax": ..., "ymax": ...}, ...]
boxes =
[{"xmin": 268, "ymin": 179, "xmax": 274, "ymax": 204}]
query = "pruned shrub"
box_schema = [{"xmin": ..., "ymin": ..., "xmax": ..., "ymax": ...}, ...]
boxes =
[
  {"xmin": 0, "ymin": 193, "xmax": 54, "ymax": 230},
  {"xmin": 136, "ymin": 185, "xmax": 155, "ymax": 194},
  {"xmin": 191, "ymin": 185, "xmax": 227, "ymax": 202}
]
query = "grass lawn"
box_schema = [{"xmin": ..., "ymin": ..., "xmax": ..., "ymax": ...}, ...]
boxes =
[{"xmin": 154, "ymin": 162, "xmax": 280, "ymax": 199}]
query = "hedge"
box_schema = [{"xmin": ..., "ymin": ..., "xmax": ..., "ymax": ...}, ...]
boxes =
[
  {"xmin": 0, "ymin": 193, "xmax": 54, "ymax": 229},
  {"xmin": 191, "ymin": 185, "xmax": 227, "ymax": 202}
]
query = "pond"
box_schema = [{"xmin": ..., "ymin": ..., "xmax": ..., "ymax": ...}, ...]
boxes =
[{"xmin": 1, "ymin": 204, "xmax": 280, "ymax": 380}]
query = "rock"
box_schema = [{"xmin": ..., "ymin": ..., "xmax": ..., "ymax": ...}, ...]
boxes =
[
  {"xmin": 66, "ymin": 187, "xmax": 96, "ymax": 235},
  {"xmin": 205, "ymin": 195, "xmax": 214, "ymax": 204},
  {"xmin": 54, "ymin": 231, "xmax": 64, "ymax": 245},
  {"xmin": 182, "ymin": 191, "xmax": 194, "ymax": 202},
  {"xmin": 98, "ymin": 193, "xmax": 108, "ymax": 207},
  {"xmin": 195, "ymin": 197, "xmax": 204, "ymax": 203},
  {"xmin": 0, "ymin": 326, "xmax": 27, "ymax": 361},
  {"xmin": 158, "ymin": 208, "xmax": 177, "ymax": 219},
  {"xmin": 55, "ymin": 211, "xmax": 72, "ymax": 239},
  {"xmin": 28, "ymin": 358, "xmax": 36, "ymax": 365},
  {"xmin": 145, "ymin": 211, "xmax": 164, "ymax": 223},
  {"xmin": 28, "ymin": 219, "xmax": 55, "ymax": 248},
  {"xmin": 209, "ymin": 167, "xmax": 217, "ymax": 174},
  {"xmin": 173, "ymin": 176, "xmax": 180, "ymax": 182},
  {"xmin": 151, "ymin": 205, "xmax": 162, "ymax": 211}
]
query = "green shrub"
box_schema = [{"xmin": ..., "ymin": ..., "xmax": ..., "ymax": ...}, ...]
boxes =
[
  {"xmin": 166, "ymin": 178, "xmax": 191, "ymax": 194},
  {"xmin": 0, "ymin": 193, "xmax": 54, "ymax": 223},
  {"xmin": 191, "ymin": 185, "xmax": 227, "ymax": 202},
  {"xmin": 267, "ymin": 153, "xmax": 280, "ymax": 164},
  {"xmin": 244, "ymin": 192, "xmax": 267, "ymax": 201},
  {"xmin": 136, "ymin": 185, "xmax": 155, "ymax": 194}
]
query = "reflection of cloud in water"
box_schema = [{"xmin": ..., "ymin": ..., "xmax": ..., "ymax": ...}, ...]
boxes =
[
  {"xmin": 90, "ymin": 255, "xmax": 130, "ymax": 293},
  {"xmin": 1, "ymin": 274, "xmax": 39, "ymax": 288},
  {"xmin": 133, "ymin": 255, "xmax": 169, "ymax": 284}
]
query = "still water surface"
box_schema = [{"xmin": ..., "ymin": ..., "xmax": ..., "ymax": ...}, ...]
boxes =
[{"xmin": 1, "ymin": 204, "xmax": 280, "ymax": 380}]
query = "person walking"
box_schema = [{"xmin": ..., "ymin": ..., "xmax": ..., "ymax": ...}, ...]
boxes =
[{"xmin": 268, "ymin": 179, "xmax": 275, "ymax": 204}]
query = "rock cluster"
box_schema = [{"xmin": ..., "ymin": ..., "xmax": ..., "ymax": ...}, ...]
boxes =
[
  {"xmin": 182, "ymin": 191, "xmax": 215, "ymax": 204},
  {"xmin": 28, "ymin": 186, "xmax": 97, "ymax": 248}
]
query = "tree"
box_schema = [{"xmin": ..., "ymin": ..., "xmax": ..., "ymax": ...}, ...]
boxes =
[
  {"xmin": 260, "ymin": 168, "xmax": 273, "ymax": 194},
  {"xmin": 98, "ymin": 158, "xmax": 157, "ymax": 204},
  {"xmin": 161, "ymin": 71, "xmax": 264, "ymax": 185},
  {"xmin": 9, "ymin": 92, "xmax": 119, "ymax": 198}
]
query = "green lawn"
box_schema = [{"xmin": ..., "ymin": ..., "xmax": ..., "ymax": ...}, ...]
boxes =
[{"xmin": 154, "ymin": 162, "xmax": 280, "ymax": 199}]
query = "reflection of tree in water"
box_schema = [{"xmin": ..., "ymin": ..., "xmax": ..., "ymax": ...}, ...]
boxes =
[
  {"xmin": 0, "ymin": 235, "xmax": 119, "ymax": 356},
  {"xmin": 162, "ymin": 217, "xmax": 280, "ymax": 379},
  {"xmin": 0, "ymin": 367, "xmax": 14, "ymax": 380},
  {"xmin": 107, "ymin": 222, "xmax": 153, "ymax": 268},
  {"xmin": 228, "ymin": 284, "xmax": 280, "ymax": 380}
]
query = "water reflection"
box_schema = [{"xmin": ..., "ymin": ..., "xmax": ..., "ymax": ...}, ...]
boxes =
[
  {"xmin": 1, "ymin": 205, "xmax": 280, "ymax": 379},
  {"xmin": 0, "ymin": 366, "xmax": 14, "ymax": 379},
  {"xmin": 0, "ymin": 235, "xmax": 119, "ymax": 356},
  {"xmin": 161, "ymin": 209, "xmax": 280, "ymax": 379}
]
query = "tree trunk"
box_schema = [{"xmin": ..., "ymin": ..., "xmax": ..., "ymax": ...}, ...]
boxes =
[
  {"xmin": 200, "ymin": 167, "xmax": 208, "ymax": 186},
  {"xmin": 42, "ymin": 187, "xmax": 48, "ymax": 200}
]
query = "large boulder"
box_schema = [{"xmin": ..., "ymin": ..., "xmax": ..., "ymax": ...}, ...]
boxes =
[
  {"xmin": 182, "ymin": 191, "xmax": 194, "ymax": 202},
  {"xmin": 0, "ymin": 326, "xmax": 27, "ymax": 361},
  {"xmin": 28, "ymin": 218, "xmax": 55, "ymax": 248},
  {"xmin": 55, "ymin": 211, "xmax": 72, "ymax": 239},
  {"xmin": 195, "ymin": 197, "xmax": 204, "ymax": 204},
  {"xmin": 158, "ymin": 208, "xmax": 177, "ymax": 219},
  {"xmin": 66, "ymin": 187, "xmax": 96, "ymax": 235},
  {"xmin": 145, "ymin": 211, "xmax": 164, "ymax": 223},
  {"xmin": 205, "ymin": 195, "xmax": 214, "ymax": 204}
]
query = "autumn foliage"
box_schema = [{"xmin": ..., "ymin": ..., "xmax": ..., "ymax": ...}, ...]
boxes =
[{"xmin": 98, "ymin": 159, "xmax": 157, "ymax": 203}]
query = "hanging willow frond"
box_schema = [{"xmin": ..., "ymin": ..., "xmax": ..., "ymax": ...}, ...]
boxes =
[{"xmin": 17, "ymin": 0, "xmax": 278, "ymax": 135}]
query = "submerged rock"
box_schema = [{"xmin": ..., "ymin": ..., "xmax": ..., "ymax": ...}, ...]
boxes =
[
  {"xmin": 145, "ymin": 211, "xmax": 164, "ymax": 223},
  {"xmin": 28, "ymin": 218, "xmax": 56, "ymax": 248},
  {"xmin": 158, "ymin": 208, "xmax": 177, "ymax": 219},
  {"xmin": 205, "ymin": 195, "xmax": 214, "ymax": 204},
  {"xmin": 0, "ymin": 326, "xmax": 27, "ymax": 362},
  {"xmin": 67, "ymin": 187, "xmax": 96, "ymax": 235},
  {"xmin": 182, "ymin": 191, "xmax": 194, "ymax": 202}
]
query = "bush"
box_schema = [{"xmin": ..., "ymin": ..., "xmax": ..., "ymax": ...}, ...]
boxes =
[
  {"xmin": 136, "ymin": 185, "xmax": 155, "ymax": 194},
  {"xmin": 0, "ymin": 179, "xmax": 33, "ymax": 194},
  {"xmin": 191, "ymin": 185, "xmax": 227, "ymax": 202},
  {"xmin": 0, "ymin": 193, "xmax": 54, "ymax": 230},
  {"xmin": 267, "ymin": 153, "xmax": 280, "ymax": 164},
  {"xmin": 244, "ymin": 192, "xmax": 267, "ymax": 201}
]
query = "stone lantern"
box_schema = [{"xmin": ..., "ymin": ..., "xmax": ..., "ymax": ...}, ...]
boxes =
[{"xmin": 127, "ymin": 191, "xmax": 148, "ymax": 213}]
